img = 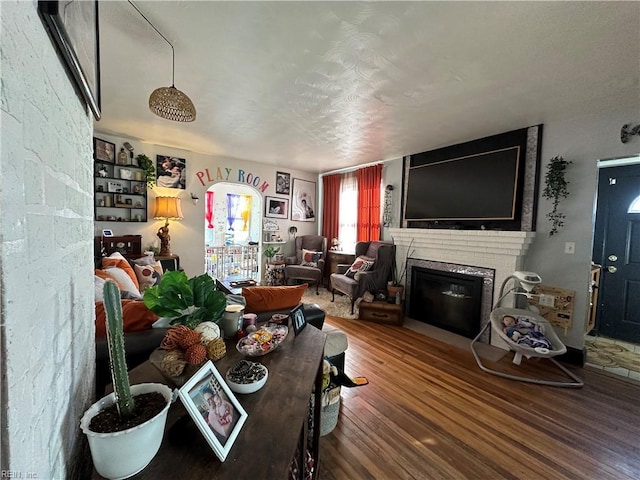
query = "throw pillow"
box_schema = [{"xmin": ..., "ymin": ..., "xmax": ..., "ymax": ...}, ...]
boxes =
[
  {"xmin": 134, "ymin": 261, "xmax": 164, "ymax": 292},
  {"xmin": 95, "ymin": 300, "xmax": 159, "ymax": 338},
  {"xmin": 242, "ymin": 284, "xmax": 308, "ymax": 313},
  {"xmin": 301, "ymin": 249, "xmax": 322, "ymax": 268},
  {"xmin": 102, "ymin": 252, "xmax": 140, "ymax": 291},
  {"xmin": 102, "ymin": 266, "xmax": 142, "ymax": 299},
  {"xmin": 345, "ymin": 256, "xmax": 375, "ymax": 278},
  {"xmin": 94, "ymin": 275, "xmax": 106, "ymax": 303}
]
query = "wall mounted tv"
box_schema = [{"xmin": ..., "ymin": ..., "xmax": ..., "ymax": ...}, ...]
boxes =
[{"xmin": 402, "ymin": 127, "xmax": 541, "ymax": 231}]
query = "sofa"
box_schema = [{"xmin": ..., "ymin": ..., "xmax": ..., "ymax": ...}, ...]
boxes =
[{"xmin": 94, "ymin": 267, "xmax": 332, "ymax": 397}]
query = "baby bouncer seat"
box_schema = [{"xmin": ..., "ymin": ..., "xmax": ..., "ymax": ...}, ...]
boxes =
[{"xmin": 470, "ymin": 272, "xmax": 583, "ymax": 388}]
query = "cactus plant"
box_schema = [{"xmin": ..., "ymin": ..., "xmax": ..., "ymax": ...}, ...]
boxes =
[{"xmin": 103, "ymin": 279, "xmax": 135, "ymax": 418}]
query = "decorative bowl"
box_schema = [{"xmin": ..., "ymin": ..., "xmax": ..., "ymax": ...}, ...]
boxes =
[
  {"xmin": 226, "ymin": 360, "xmax": 268, "ymax": 394},
  {"xmin": 236, "ymin": 325, "xmax": 288, "ymax": 357}
]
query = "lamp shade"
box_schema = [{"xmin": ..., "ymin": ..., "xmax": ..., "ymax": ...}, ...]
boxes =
[
  {"xmin": 154, "ymin": 196, "xmax": 183, "ymax": 220},
  {"xmin": 149, "ymin": 86, "xmax": 196, "ymax": 123}
]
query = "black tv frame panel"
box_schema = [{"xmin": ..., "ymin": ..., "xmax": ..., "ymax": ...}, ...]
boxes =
[{"xmin": 402, "ymin": 126, "xmax": 542, "ymax": 232}]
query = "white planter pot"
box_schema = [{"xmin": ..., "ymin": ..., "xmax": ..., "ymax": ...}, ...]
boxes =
[{"xmin": 80, "ymin": 383, "xmax": 173, "ymax": 480}]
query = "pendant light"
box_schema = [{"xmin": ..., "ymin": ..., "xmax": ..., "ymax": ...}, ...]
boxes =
[{"xmin": 129, "ymin": 1, "xmax": 196, "ymax": 122}]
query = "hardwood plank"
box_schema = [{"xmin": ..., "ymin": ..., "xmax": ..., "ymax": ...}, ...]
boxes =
[{"xmin": 319, "ymin": 316, "xmax": 640, "ymax": 480}]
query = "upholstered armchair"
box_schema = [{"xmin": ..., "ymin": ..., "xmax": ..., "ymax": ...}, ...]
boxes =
[
  {"xmin": 284, "ymin": 235, "xmax": 328, "ymax": 294},
  {"xmin": 330, "ymin": 241, "xmax": 395, "ymax": 313}
]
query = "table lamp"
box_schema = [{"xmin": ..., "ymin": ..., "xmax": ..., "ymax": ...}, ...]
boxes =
[{"xmin": 154, "ymin": 196, "xmax": 183, "ymax": 256}]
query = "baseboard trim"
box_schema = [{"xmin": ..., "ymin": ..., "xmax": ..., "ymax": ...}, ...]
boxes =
[{"xmin": 559, "ymin": 346, "xmax": 585, "ymax": 366}]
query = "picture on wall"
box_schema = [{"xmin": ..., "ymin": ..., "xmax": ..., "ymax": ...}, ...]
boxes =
[
  {"xmin": 291, "ymin": 178, "xmax": 316, "ymax": 222},
  {"xmin": 275, "ymin": 171, "xmax": 291, "ymax": 195},
  {"xmin": 265, "ymin": 196, "xmax": 289, "ymax": 219},
  {"xmin": 38, "ymin": 0, "xmax": 101, "ymax": 120},
  {"xmin": 93, "ymin": 137, "xmax": 115, "ymax": 163},
  {"xmin": 178, "ymin": 361, "xmax": 248, "ymax": 462},
  {"xmin": 156, "ymin": 155, "xmax": 186, "ymax": 189}
]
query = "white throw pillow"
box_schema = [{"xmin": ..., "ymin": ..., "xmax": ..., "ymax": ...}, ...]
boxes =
[{"xmin": 103, "ymin": 266, "xmax": 142, "ymax": 299}]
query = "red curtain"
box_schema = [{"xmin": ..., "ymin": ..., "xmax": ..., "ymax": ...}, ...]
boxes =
[
  {"xmin": 356, "ymin": 164, "xmax": 383, "ymax": 241},
  {"xmin": 205, "ymin": 191, "xmax": 214, "ymax": 228},
  {"xmin": 322, "ymin": 174, "xmax": 341, "ymax": 242}
]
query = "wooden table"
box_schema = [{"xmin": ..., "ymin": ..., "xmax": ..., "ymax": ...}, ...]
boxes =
[
  {"xmin": 93, "ymin": 325, "xmax": 326, "ymax": 480},
  {"xmin": 215, "ymin": 275, "xmax": 258, "ymax": 295}
]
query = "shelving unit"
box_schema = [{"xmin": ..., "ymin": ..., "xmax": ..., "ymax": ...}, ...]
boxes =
[{"xmin": 94, "ymin": 147, "xmax": 147, "ymax": 222}]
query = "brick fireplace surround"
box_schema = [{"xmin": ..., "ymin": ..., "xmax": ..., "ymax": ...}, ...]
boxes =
[{"xmin": 388, "ymin": 228, "xmax": 535, "ymax": 347}]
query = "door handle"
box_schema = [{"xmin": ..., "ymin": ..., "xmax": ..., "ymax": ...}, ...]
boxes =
[
  {"xmin": 607, "ymin": 266, "xmax": 617, "ymax": 273},
  {"xmin": 608, "ymin": 254, "xmax": 618, "ymax": 262}
]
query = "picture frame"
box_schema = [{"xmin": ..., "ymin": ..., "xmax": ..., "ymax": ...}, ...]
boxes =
[
  {"xmin": 93, "ymin": 137, "xmax": 115, "ymax": 163},
  {"xmin": 38, "ymin": 0, "xmax": 101, "ymax": 120},
  {"xmin": 291, "ymin": 178, "xmax": 316, "ymax": 222},
  {"xmin": 156, "ymin": 155, "xmax": 187, "ymax": 189},
  {"xmin": 265, "ymin": 196, "xmax": 289, "ymax": 219},
  {"xmin": 178, "ymin": 361, "xmax": 248, "ymax": 462},
  {"xmin": 290, "ymin": 303, "xmax": 307, "ymax": 335},
  {"xmin": 275, "ymin": 171, "xmax": 291, "ymax": 195}
]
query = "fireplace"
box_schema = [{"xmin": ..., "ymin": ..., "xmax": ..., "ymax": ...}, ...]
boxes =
[
  {"xmin": 409, "ymin": 267, "xmax": 483, "ymax": 339},
  {"xmin": 406, "ymin": 258, "xmax": 495, "ymax": 343}
]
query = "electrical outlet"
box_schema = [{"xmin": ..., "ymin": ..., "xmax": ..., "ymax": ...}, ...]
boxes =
[
  {"xmin": 539, "ymin": 294, "xmax": 555, "ymax": 307},
  {"xmin": 564, "ymin": 242, "xmax": 576, "ymax": 254}
]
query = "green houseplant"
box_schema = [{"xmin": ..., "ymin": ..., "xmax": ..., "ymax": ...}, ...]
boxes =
[
  {"xmin": 143, "ymin": 271, "xmax": 227, "ymax": 329},
  {"xmin": 80, "ymin": 280, "xmax": 172, "ymax": 479},
  {"xmin": 135, "ymin": 153, "xmax": 156, "ymax": 190},
  {"xmin": 263, "ymin": 244, "xmax": 280, "ymax": 261},
  {"xmin": 542, "ymin": 155, "xmax": 572, "ymax": 236}
]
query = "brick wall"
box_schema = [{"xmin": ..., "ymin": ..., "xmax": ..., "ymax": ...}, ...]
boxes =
[{"xmin": 1, "ymin": 1, "xmax": 95, "ymax": 477}]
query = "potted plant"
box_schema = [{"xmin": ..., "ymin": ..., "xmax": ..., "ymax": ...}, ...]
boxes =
[
  {"xmin": 143, "ymin": 271, "xmax": 227, "ymax": 329},
  {"xmin": 388, "ymin": 237, "xmax": 415, "ymax": 299},
  {"xmin": 542, "ymin": 155, "xmax": 572, "ymax": 236},
  {"xmin": 135, "ymin": 153, "xmax": 156, "ymax": 190},
  {"xmin": 263, "ymin": 244, "xmax": 280, "ymax": 263},
  {"xmin": 81, "ymin": 280, "xmax": 173, "ymax": 479}
]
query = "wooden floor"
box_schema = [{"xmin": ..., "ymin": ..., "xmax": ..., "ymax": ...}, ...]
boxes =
[{"xmin": 318, "ymin": 316, "xmax": 640, "ymax": 480}]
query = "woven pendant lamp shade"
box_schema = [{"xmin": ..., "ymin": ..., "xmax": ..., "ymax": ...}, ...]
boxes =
[{"xmin": 149, "ymin": 86, "xmax": 196, "ymax": 122}]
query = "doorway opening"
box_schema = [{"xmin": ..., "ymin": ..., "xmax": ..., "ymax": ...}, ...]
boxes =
[
  {"xmin": 588, "ymin": 158, "xmax": 640, "ymax": 379},
  {"xmin": 204, "ymin": 182, "xmax": 263, "ymax": 281}
]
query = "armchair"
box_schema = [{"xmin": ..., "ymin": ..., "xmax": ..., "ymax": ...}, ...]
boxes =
[
  {"xmin": 284, "ymin": 235, "xmax": 328, "ymax": 294},
  {"xmin": 330, "ymin": 241, "xmax": 395, "ymax": 313}
]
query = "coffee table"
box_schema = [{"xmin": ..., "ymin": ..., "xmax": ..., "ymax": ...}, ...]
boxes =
[{"xmin": 215, "ymin": 274, "xmax": 258, "ymax": 295}]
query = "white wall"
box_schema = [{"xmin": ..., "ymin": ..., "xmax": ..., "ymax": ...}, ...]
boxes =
[
  {"xmin": 92, "ymin": 132, "xmax": 319, "ymax": 276},
  {"xmin": 1, "ymin": 1, "xmax": 95, "ymax": 477},
  {"xmin": 526, "ymin": 109, "xmax": 639, "ymax": 349}
]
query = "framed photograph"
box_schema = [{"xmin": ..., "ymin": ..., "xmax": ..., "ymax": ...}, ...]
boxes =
[
  {"xmin": 290, "ymin": 303, "xmax": 307, "ymax": 336},
  {"xmin": 265, "ymin": 196, "xmax": 289, "ymax": 219},
  {"xmin": 275, "ymin": 171, "xmax": 291, "ymax": 195},
  {"xmin": 156, "ymin": 155, "xmax": 186, "ymax": 189},
  {"xmin": 291, "ymin": 178, "xmax": 316, "ymax": 222},
  {"xmin": 179, "ymin": 361, "xmax": 248, "ymax": 462},
  {"xmin": 93, "ymin": 138, "xmax": 115, "ymax": 163},
  {"xmin": 38, "ymin": 0, "xmax": 101, "ymax": 120},
  {"xmin": 101, "ymin": 229, "xmax": 113, "ymax": 237}
]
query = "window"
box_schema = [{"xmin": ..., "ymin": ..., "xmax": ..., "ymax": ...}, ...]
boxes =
[
  {"xmin": 338, "ymin": 172, "xmax": 358, "ymax": 252},
  {"xmin": 629, "ymin": 195, "xmax": 640, "ymax": 213}
]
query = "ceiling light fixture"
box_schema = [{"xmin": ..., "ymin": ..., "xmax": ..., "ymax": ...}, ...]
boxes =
[{"xmin": 129, "ymin": 1, "xmax": 196, "ymax": 122}]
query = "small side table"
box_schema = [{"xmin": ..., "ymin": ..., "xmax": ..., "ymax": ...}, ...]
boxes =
[
  {"xmin": 265, "ymin": 261, "xmax": 286, "ymax": 286},
  {"xmin": 359, "ymin": 300, "xmax": 404, "ymax": 326}
]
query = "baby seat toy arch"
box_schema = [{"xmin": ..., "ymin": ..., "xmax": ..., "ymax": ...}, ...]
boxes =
[{"xmin": 470, "ymin": 271, "xmax": 583, "ymax": 388}]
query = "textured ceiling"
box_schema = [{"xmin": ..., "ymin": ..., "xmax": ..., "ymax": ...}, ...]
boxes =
[{"xmin": 97, "ymin": 1, "xmax": 640, "ymax": 173}]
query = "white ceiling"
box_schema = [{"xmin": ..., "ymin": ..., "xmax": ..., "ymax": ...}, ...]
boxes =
[{"xmin": 97, "ymin": 1, "xmax": 640, "ymax": 173}]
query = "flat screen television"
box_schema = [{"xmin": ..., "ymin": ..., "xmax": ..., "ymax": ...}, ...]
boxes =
[
  {"xmin": 402, "ymin": 126, "xmax": 541, "ymax": 231},
  {"xmin": 405, "ymin": 146, "xmax": 521, "ymax": 222}
]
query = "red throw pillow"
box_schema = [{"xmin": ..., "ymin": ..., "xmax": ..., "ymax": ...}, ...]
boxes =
[
  {"xmin": 95, "ymin": 300, "xmax": 158, "ymax": 338},
  {"xmin": 102, "ymin": 253, "xmax": 140, "ymax": 291},
  {"xmin": 242, "ymin": 284, "xmax": 308, "ymax": 313}
]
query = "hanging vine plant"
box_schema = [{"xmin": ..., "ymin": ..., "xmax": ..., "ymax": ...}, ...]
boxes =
[{"xmin": 542, "ymin": 155, "xmax": 572, "ymax": 236}]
